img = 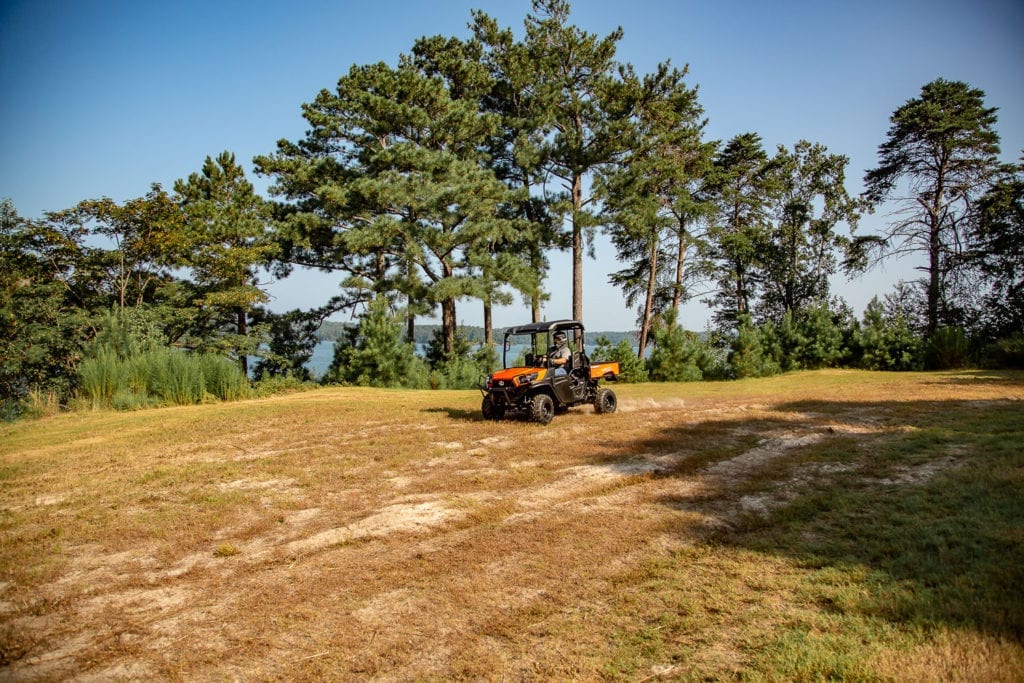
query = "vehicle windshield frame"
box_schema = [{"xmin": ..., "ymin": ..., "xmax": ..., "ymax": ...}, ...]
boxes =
[{"xmin": 500, "ymin": 321, "xmax": 585, "ymax": 369}]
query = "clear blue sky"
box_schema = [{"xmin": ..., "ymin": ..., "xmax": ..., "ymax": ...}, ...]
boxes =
[{"xmin": 2, "ymin": 0, "xmax": 1022, "ymax": 331}]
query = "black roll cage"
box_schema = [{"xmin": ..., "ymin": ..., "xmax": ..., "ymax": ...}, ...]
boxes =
[{"xmin": 501, "ymin": 319, "xmax": 585, "ymax": 370}]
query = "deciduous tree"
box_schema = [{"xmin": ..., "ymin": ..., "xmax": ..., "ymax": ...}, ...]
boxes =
[
  {"xmin": 760, "ymin": 141, "xmax": 859, "ymax": 320},
  {"xmin": 0, "ymin": 200, "xmax": 92, "ymax": 408},
  {"xmin": 49, "ymin": 186, "xmax": 187, "ymax": 311}
]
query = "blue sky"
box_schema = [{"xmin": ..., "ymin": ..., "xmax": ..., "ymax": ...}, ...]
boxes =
[{"xmin": 2, "ymin": 0, "xmax": 1022, "ymax": 331}]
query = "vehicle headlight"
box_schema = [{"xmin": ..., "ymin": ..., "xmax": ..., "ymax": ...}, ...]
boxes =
[{"xmin": 516, "ymin": 372, "xmax": 539, "ymax": 386}]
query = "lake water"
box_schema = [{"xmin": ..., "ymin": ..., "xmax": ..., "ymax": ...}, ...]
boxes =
[{"xmin": 307, "ymin": 341, "xmax": 336, "ymax": 378}]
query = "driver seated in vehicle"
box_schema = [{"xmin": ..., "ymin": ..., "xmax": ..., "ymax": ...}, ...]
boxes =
[{"xmin": 548, "ymin": 331, "xmax": 571, "ymax": 376}]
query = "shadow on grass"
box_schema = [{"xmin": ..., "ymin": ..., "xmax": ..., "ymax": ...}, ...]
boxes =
[
  {"xmin": 422, "ymin": 407, "xmax": 484, "ymax": 421},
  {"xmin": 610, "ymin": 396, "xmax": 1024, "ymax": 641}
]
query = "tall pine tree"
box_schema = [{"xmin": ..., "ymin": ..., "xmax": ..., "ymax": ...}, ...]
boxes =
[
  {"xmin": 257, "ymin": 46, "xmax": 523, "ymax": 356},
  {"xmin": 600, "ymin": 62, "xmax": 712, "ymax": 357},
  {"xmin": 175, "ymin": 152, "xmax": 275, "ymax": 375},
  {"xmin": 863, "ymin": 79, "xmax": 1001, "ymax": 335}
]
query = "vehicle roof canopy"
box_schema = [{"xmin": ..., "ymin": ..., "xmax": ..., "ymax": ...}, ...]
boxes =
[{"xmin": 502, "ymin": 319, "xmax": 583, "ymax": 337}]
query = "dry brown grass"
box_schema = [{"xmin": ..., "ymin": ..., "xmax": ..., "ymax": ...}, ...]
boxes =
[{"xmin": 2, "ymin": 370, "xmax": 1022, "ymax": 680}]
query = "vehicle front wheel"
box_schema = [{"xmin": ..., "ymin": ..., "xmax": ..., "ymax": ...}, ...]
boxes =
[
  {"xmin": 481, "ymin": 395, "xmax": 505, "ymax": 421},
  {"xmin": 530, "ymin": 393, "xmax": 555, "ymax": 425},
  {"xmin": 594, "ymin": 387, "xmax": 617, "ymax": 414}
]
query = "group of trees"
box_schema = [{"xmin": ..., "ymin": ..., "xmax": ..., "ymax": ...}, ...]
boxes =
[{"xmin": 2, "ymin": 1, "xmax": 1022, "ymax": 416}]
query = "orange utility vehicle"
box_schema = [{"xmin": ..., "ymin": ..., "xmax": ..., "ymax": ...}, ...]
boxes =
[{"xmin": 480, "ymin": 320, "xmax": 619, "ymax": 424}]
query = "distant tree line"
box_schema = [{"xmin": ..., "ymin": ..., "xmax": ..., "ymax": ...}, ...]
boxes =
[{"xmin": 2, "ymin": 1, "xmax": 1021, "ymax": 417}]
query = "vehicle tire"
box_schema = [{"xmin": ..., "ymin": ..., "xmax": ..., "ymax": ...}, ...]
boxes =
[
  {"xmin": 481, "ymin": 396, "xmax": 504, "ymax": 421},
  {"xmin": 530, "ymin": 393, "xmax": 555, "ymax": 425},
  {"xmin": 594, "ymin": 387, "xmax": 617, "ymax": 414}
]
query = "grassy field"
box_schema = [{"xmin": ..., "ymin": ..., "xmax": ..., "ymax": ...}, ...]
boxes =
[{"xmin": 2, "ymin": 370, "xmax": 1022, "ymax": 681}]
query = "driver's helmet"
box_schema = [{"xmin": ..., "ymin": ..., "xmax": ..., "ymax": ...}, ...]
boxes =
[{"xmin": 553, "ymin": 331, "xmax": 567, "ymax": 347}]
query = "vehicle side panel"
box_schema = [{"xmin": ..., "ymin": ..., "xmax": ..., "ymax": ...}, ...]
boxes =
[{"xmin": 589, "ymin": 361, "xmax": 620, "ymax": 379}]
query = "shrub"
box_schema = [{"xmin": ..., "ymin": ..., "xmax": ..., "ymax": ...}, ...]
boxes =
[
  {"xmin": 199, "ymin": 354, "xmax": 250, "ymax": 401},
  {"xmin": 420, "ymin": 323, "xmax": 492, "ymax": 389},
  {"xmin": 21, "ymin": 390, "xmax": 62, "ymax": 420},
  {"xmin": 77, "ymin": 346, "xmax": 250, "ymax": 409},
  {"xmin": 855, "ymin": 297, "xmax": 923, "ymax": 371},
  {"xmin": 251, "ymin": 373, "xmax": 316, "ymax": 397},
  {"xmin": 323, "ymin": 296, "xmax": 426, "ymax": 388},
  {"xmin": 773, "ymin": 305, "xmax": 850, "ymax": 371},
  {"xmin": 91, "ymin": 307, "xmax": 164, "ymax": 358},
  {"xmin": 794, "ymin": 305, "xmax": 848, "ymax": 369},
  {"xmin": 925, "ymin": 326, "xmax": 970, "ymax": 370},
  {"xmin": 78, "ymin": 349, "xmax": 127, "ymax": 408},
  {"xmin": 729, "ymin": 316, "xmax": 782, "ymax": 379},
  {"xmin": 981, "ymin": 333, "xmax": 1024, "ymax": 369},
  {"xmin": 429, "ymin": 357, "xmax": 481, "ymax": 389},
  {"xmin": 111, "ymin": 389, "xmax": 152, "ymax": 411},
  {"xmin": 156, "ymin": 350, "xmax": 205, "ymax": 405},
  {"xmin": 646, "ymin": 309, "xmax": 705, "ymax": 382}
]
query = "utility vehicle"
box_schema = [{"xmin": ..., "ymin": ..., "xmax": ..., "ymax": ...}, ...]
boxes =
[{"xmin": 480, "ymin": 320, "xmax": 619, "ymax": 425}]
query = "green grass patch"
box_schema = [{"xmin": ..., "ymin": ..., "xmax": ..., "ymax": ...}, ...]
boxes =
[{"xmin": 600, "ymin": 385, "xmax": 1024, "ymax": 680}]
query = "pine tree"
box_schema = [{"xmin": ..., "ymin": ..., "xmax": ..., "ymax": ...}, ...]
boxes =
[
  {"xmin": 600, "ymin": 62, "xmax": 713, "ymax": 358},
  {"xmin": 325, "ymin": 295, "xmax": 424, "ymax": 388},
  {"xmin": 524, "ymin": 0, "xmax": 634, "ymax": 322},
  {"xmin": 256, "ymin": 46, "xmax": 522, "ymax": 358},
  {"xmin": 705, "ymin": 133, "xmax": 774, "ymax": 328},
  {"xmin": 863, "ymin": 79, "xmax": 1001, "ymax": 336},
  {"xmin": 175, "ymin": 152, "xmax": 275, "ymax": 375},
  {"xmin": 971, "ymin": 158, "xmax": 1024, "ymax": 341}
]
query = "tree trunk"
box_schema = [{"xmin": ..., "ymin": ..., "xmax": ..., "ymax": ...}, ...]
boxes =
[
  {"xmin": 638, "ymin": 237, "xmax": 658, "ymax": 360},
  {"xmin": 786, "ymin": 224, "xmax": 798, "ymax": 313},
  {"xmin": 439, "ymin": 257, "xmax": 456, "ymax": 358},
  {"xmin": 483, "ymin": 301, "xmax": 493, "ymax": 347},
  {"xmin": 928, "ymin": 215, "xmax": 941, "ymax": 336},
  {"xmin": 237, "ymin": 308, "xmax": 249, "ymax": 377},
  {"xmin": 926, "ymin": 173, "xmax": 947, "ymax": 337},
  {"xmin": 442, "ymin": 298, "xmax": 456, "ymax": 359},
  {"xmin": 572, "ymin": 172, "xmax": 584, "ymax": 322},
  {"xmin": 735, "ymin": 260, "xmax": 747, "ymax": 317},
  {"xmin": 483, "ymin": 301, "xmax": 494, "ymax": 373},
  {"xmin": 672, "ymin": 230, "xmax": 686, "ymax": 312},
  {"xmin": 522, "ymin": 175, "xmax": 545, "ymax": 325}
]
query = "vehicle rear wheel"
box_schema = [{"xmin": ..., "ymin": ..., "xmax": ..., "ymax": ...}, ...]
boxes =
[
  {"xmin": 530, "ymin": 393, "xmax": 555, "ymax": 425},
  {"xmin": 481, "ymin": 395, "xmax": 505, "ymax": 421},
  {"xmin": 594, "ymin": 387, "xmax": 617, "ymax": 414}
]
